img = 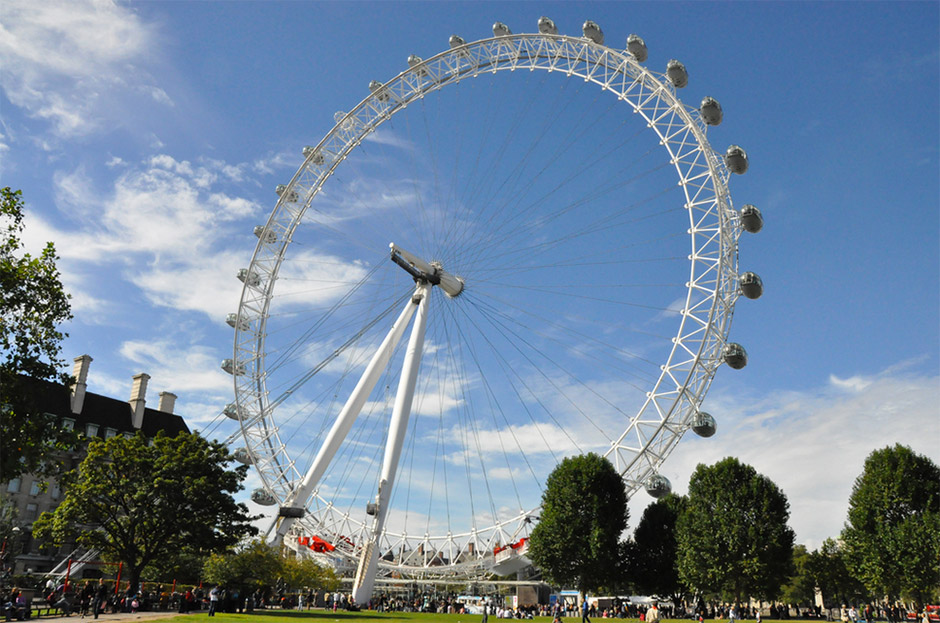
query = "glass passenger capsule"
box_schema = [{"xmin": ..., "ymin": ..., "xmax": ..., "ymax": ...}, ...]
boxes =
[
  {"xmin": 251, "ymin": 488, "xmax": 277, "ymax": 506},
  {"xmin": 538, "ymin": 17, "xmax": 558, "ymax": 35},
  {"xmin": 666, "ymin": 60, "xmax": 688, "ymax": 88},
  {"xmin": 725, "ymin": 145, "xmax": 749, "ymax": 175},
  {"xmin": 645, "ymin": 474, "xmax": 672, "ymax": 499},
  {"xmin": 722, "ymin": 343, "xmax": 748, "ymax": 369},
  {"xmin": 692, "ymin": 412, "xmax": 717, "ymax": 437},
  {"xmin": 222, "ymin": 403, "xmax": 240, "ymax": 420},
  {"xmin": 739, "ymin": 272, "xmax": 763, "ymax": 299},
  {"xmin": 700, "ymin": 96, "xmax": 723, "ymax": 126},
  {"xmin": 233, "ymin": 447, "xmax": 252, "ymax": 465},
  {"xmin": 739, "ymin": 204, "xmax": 763, "ymax": 233},
  {"xmin": 582, "ymin": 20, "xmax": 604, "ymax": 45},
  {"xmin": 627, "ymin": 34, "xmax": 647, "ymax": 62}
]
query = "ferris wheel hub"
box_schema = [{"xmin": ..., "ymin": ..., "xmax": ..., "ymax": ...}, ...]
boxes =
[{"xmin": 389, "ymin": 242, "xmax": 465, "ymax": 297}]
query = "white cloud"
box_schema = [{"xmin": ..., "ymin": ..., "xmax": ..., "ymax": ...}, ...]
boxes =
[
  {"xmin": 0, "ymin": 0, "xmax": 163, "ymax": 138},
  {"xmin": 253, "ymin": 149, "xmax": 300, "ymax": 176},
  {"xmin": 139, "ymin": 85, "xmax": 173, "ymax": 106},
  {"xmin": 131, "ymin": 251, "xmax": 245, "ymax": 320},
  {"xmin": 828, "ymin": 373, "xmax": 872, "ymax": 392},
  {"xmin": 637, "ymin": 363, "xmax": 940, "ymax": 550},
  {"xmin": 364, "ymin": 128, "xmax": 415, "ymax": 151},
  {"xmin": 37, "ymin": 154, "xmax": 271, "ymax": 318},
  {"xmin": 119, "ymin": 338, "xmax": 232, "ymax": 395}
]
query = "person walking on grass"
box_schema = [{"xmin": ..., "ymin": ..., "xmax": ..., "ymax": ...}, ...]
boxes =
[{"xmin": 208, "ymin": 585, "xmax": 219, "ymax": 617}]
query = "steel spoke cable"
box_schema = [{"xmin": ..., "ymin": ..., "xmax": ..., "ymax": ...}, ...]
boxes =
[
  {"xmin": 457, "ymin": 100, "xmax": 651, "ymax": 263},
  {"xmin": 436, "ymin": 298, "xmax": 480, "ymax": 533},
  {"xmin": 265, "ymin": 260, "xmax": 386, "ymax": 374},
  {"xmin": 452, "ymin": 300, "xmax": 571, "ymax": 493},
  {"xmin": 436, "ymin": 296, "xmax": 489, "ymax": 536},
  {"xmin": 462, "ymin": 156, "xmax": 671, "ymax": 272},
  {"xmin": 446, "ymin": 296, "xmax": 585, "ymax": 458},
  {"xmin": 463, "ymin": 294, "xmax": 620, "ymax": 442},
  {"xmin": 466, "ymin": 292, "xmax": 643, "ymax": 417},
  {"xmin": 449, "ymin": 70, "xmax": 553, "ymax": 246},
  {"xmin": 454, "ymin": 74, "xmax": 589, "ymax": 251},
  {"xmin": 441, "ymin": 300, "xmax": 523, "ymax": 525},
  {"xmin": 475, "ymin": 81, "xmax": 617, "ymax": 241},
  {"xmin": 462, "ymin": 288, "xmax": 664, "ymax": 386},
  {"xmin": 458, "ymin": 156, "xmax": 669, "ymax": 274}
]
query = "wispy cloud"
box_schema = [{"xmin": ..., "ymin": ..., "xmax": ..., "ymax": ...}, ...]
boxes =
[
  {"xmin": 119, "ymin": 338, "xmax": 231, "ymax": 395},
  {"xmin": 24, "ymin": 154, "xmax": 268, "ymax": 319},
  {"xmin": 0, "ymin": 0, "xmax": 164, "ymax": 138},
  {"xmin": 638, "ymin": 363, "xmax": 940, "ymax": 550}
]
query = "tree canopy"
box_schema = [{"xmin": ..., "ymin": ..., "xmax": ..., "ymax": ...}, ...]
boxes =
[
  {"xmin": 0, "ymin": 187, "xmax": 75, "ymax": 480},
  {"xmin": 629, "ymin": 493, "xmax": 688, "ymax": 606},
  {"xmin": 527, "ymin": 453, "xmax": 628, "ymax": 596},
  {"xmin": 34, "ymin": 431, "xmax": 258, "ymax": 591},
  {"xmin": 806, "ymin": 538, "xmax": 867, "ymax": 607},
  {"xmin": 840, "ymin": 444, "xmax": 940, "ymax": 605},
  {"xmin": 676, "ymin": 457, "xmax": 795, "ymax": 603},
  {"xmin": 203, "ymin": 539, "xmax": 283, "ymax": 590},
  {"xmin": 779, "ymin": 545, "xmax": 816, "ymax": 606},
  {"xmin": 203, "ymin": 540, "xmax": 340, "ymax": 596}
]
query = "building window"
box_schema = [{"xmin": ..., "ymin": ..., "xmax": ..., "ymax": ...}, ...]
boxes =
[
  {"xmin": 29, "ymin": 480, "xmax": 42, "ymax": 496},
  {"xmin": 6, "ymin": 478, "xmax": 20, "ymax": 493},
  {"xmin": 61, "ymin": 417, "xmax": 75, "ymax": 431},
  {"xmin": 104, "ymin": 428, "xmax": 117, "ymax": 439},
  {"xmin": 123, "ymin": 432, "xmax": 133, "ymax": 440},
  {"xmin": 51, "ymin": 483, "xmax": 61, "ymax": 500},
  {"xmin": 25, "ymin": 503, "xmax": 38, "ymax": 521},
  {"xmin": 85, "ymin": 423, "xmax": 99, "ymax": 437}
]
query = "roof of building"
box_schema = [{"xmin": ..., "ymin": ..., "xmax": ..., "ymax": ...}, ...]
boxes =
[{"xmin": 23, "ymin": 376, "xmax": 190, "ymax": 438}]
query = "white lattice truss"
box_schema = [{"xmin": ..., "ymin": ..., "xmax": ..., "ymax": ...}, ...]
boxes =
[{"xmin": 232, "ymin": 32, "xmax": 743, "ymax": 580}]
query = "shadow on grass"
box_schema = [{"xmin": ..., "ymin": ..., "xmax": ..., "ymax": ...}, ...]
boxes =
[{"xmin": 251, "ymin": 611, "xmax": 412, "ymax": 621}]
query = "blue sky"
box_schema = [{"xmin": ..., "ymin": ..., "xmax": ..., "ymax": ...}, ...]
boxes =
[{"xmin": 1, "ymin": 1, "xmax": 938, "ymax": 555}]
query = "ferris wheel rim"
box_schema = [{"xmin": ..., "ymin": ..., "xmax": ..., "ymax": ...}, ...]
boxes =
[{"xmin": 231, "ymin": 28, "xmax": 742, "ymax": 571}]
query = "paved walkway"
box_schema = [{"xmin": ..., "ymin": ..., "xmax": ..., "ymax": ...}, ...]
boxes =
[{"xmin": 30, "ymin": 611, "xmax": 184, "ymax": 622}]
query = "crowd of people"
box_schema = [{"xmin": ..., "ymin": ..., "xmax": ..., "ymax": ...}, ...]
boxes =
[{"xmin": 3, "ymin": 580, "xmax": 937, "ymax": 623}]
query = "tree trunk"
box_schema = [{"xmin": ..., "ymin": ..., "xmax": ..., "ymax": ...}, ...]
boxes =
[{"xmin": 126, "ymin": 566, "xmax": 142, "ymax": 598}]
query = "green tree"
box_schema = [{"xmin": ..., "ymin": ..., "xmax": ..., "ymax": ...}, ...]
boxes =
[
  {"xmin": 202, "ymin": 540, "xmax": 340, "ymax": 596},
  {"xmin": 142, "ymin": 546, "xmax": 209, "ymax": 585},
  {"xmin": 677, "ymin": 457, "xmax": 795, "ymax": 603},
  {"xmin": 807, "ymin": 538, "xmax": 867, "ymax": 607},
  {"xmin": 1, "ymin": 187, "xmax": 75, "ymax": 480},
  {"xmin": 33, "ymin": 431, "xmax": 258, "ymax": 592},
  {"xmin": 780, "ymin": 545, "xmax": 816, "ymax": 606},
  {"xmin": 528, "ymin": 453, "xmax": 628, "ymax": 596},
  {"xmin": 630, "ymin": 494, "xmax": 688, "ymax": 606},
  {"xmin": 203, "ymin": 540, "xmax": 283, "ymax": 591},
  {"xmin": 840, "ymin": 444, "xmax": 940, "ymax": 606},
  {"xmin": 281, "ymin": 555, "xmax": 341, "ymax": 594}
]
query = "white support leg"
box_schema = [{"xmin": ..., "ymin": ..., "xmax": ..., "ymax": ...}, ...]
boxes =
[
  {"xmin": 353, "ymin": 282, "xmax": 431, "ymax": 605},
  {"xmin": 271, "ymin": 292, "xmax": 422, "ymax": 544}
]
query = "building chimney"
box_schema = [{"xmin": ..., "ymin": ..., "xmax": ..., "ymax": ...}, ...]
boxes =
[
  {"xmin": 70, "ymin": 355, "xmax": 93, "ymax": 414},
  {"xmin": 129, "ymin": 373, "xmax": 150, "ymax": 429},
  {"xmin": 467, "ymin": 542, "xmax": 475, "ymax": 555},
  {"xmin": 158, "ymin": 391, "xmax": 177, "ymax": 414}
]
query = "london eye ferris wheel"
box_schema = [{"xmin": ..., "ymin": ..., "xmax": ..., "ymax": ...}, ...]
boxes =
[{"xmin": 222, "ymin": 17, "xmax": 765, "ymax": 599}]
